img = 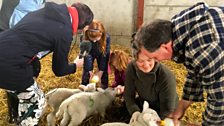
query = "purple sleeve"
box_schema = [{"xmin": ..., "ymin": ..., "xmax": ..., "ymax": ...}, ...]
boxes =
[{"xmin": 114, "ymin": 70, "xmax": 125, "ymax": 87}]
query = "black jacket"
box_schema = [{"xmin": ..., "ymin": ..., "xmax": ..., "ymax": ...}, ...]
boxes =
[{"xmin": 0, "ymin": 2, "xmax": 76, "ymax": 91}]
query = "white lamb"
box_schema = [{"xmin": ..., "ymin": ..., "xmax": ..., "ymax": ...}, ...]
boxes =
[
  {"xmin": 101, "ymin": 101, "xmax": 161, "ymax": 126},
  {"xmin": 45, "ymin": 83, "xmax": 96, "ymax": 126},
  {"xmin": 56, "ymin": 87, "xmax": 117, "ymax": 126}
]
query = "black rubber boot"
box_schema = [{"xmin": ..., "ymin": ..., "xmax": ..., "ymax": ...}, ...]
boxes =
[{"xmin": 7, "ymin": 92, "xmax": 19, "ymax": 124}]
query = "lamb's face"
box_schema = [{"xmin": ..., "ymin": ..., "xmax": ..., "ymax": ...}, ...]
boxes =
[
  {"xmin": 142, "ymin": 108, "xmax": 161, "ymax": 126},
  {"xmin": 86, "ymin": 83, "xmax": 96, "ymax": 92},
  {"xmin": 140, "ymin": 101, "xmax": 161, "ymax": 126},
  {"xmin": 79, "ymin": 83, "xmax": 96, "ymax": 92},
  {"xmin": 143, "ymin": 109, "xmax": 160, "ymax": 120},
  {"xmin": 105, "ymin": 88, "xmax": 117, "ymax": 99}
]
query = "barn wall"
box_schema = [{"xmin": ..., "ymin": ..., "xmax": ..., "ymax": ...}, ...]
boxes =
[
  {"xmin": 1, "ymin": 0, "xmax": 224, "ymax": 47},
  {"xmin": 144, "ymin": 0, "xmax": 224, "ymax": 22},
  {"xmin": 47, "ymin": 0, "xmax": 137, "ymax": 47}
]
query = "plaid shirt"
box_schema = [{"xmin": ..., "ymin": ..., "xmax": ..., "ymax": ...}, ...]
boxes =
[{"xmin": 171, "ymin": 2, "xmax": 224, "ymax": 125}]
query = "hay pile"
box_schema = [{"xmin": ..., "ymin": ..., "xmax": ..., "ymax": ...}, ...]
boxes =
[{"xmin": 0, "ymin": 44, "xmax": 205, "ymax": 126}]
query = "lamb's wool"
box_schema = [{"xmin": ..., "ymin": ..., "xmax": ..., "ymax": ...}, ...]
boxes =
[{"xmin": 56, "ymin": 88, "xmax": 117, "ymax": 126}]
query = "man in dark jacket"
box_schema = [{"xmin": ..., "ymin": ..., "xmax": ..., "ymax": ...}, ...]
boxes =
[{"xmin": 0, "ymin": 2, "xmax": 93, "ymax": 126}]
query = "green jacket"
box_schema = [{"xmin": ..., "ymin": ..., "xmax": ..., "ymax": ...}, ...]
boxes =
[{"xmin": 124, "ymin": 61, "xmax": 178, "ymax": 119}]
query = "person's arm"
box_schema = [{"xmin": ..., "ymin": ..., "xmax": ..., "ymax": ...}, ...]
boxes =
[
  {"xmin": 99, "ymin": 33, "xmax": 110, "ymax": 73},
  {"xmin": 182, "ymin": 70, "xmax": 204, "ymax": 101},
  {"xmin": 158, "ymin": 65, "xmax": 178, "ymax": 119},
  {"xmin": 73, "ymin": 56, "xmax": 84, "ymax": 68},
  {"xmin": 84, "ymin": 55, "xmax": 94, "ymax": 77},
  {"xmin": 168, "ymin": 68, "xmax": 202, "ymax": 125},
  {"xmin": 169, "ymin": 99, "xmax": 193, "ymax": 126},
  {"xmin": 112, "ymin": 71, "xmax": 118, "ymax": 87},
  {"xmin": 52, "ymin": 39, "xmax": 76, "ymax": 76},
  {"xmin": 124, "ymin": 63, "xmax": 140, "ymax": 115},
  {"xmin": 112, "ymin": 70, "xmax": 123, "ymax": 87}
]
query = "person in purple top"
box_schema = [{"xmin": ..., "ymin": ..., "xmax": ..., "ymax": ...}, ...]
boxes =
[{"xmin": 109, "ymin": 50, "xmax": 130, "ymax": 88}]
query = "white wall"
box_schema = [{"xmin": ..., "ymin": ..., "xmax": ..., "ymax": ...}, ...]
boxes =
[
  {"xmin": 73, "ymin": 0, "xmax": 136, "ymax": 47},
  {"xmin": 47, "ymin": 0, "xmax": 136, "ymax": 47},
  {"xmin": 144, "ymin": 0, "xmax": 224, "ymax": 22},
  {"xmin": 0, "ymin": 0, "xmax": 2, "ymax": 10}
]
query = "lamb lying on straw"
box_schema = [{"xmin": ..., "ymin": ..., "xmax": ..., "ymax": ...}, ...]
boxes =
[
  {"xmin": 44, "ymin": 83, "xmax": 96, "ymax": 126},
  {"xmin": 56, "ymin": 87, "xmax": 118, "ymax": 126}
]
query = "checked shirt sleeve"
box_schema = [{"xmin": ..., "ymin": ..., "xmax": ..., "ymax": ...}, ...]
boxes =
[
  {"xmin": 172, "ymin": 2, "xmax": 224, "ymax": 101},
  {"xmin": 183, "ymin": 69, "xmax": 204, "ymax": 101}
]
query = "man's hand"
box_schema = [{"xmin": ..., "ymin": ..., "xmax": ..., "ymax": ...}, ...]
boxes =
[
  {"xmin": 168, "ymin": 100, "xmax": 193, "ymax": 126},
  {"xmin": 129, "ymin": 111, "xmax": 141, "ymax": 123},
  {"xmin": 74, "ymin": 56, "xmax": 84, "ymax": 68}
]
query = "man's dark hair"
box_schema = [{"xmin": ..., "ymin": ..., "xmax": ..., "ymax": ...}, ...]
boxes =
[
  {"xmin": 72, "ymin": 3, "xmax": 94, "ymax": 29},
  {"xmin": 134, "ymin": 19, "xmax": 172, "ymax": 52}
]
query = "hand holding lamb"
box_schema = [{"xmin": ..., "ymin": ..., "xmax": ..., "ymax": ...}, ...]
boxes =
[{"xmin": 101, "ymin": 101, "xmax": 161, "ymax": 126}]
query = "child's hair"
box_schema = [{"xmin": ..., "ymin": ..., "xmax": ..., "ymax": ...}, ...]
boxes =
[
  {"xmin": 109, "ymin": 50, "xmax": 129, "ymax": 71},
  {"xmin": 83, "ymin": 19, "xmax": 107, "ymax": 54}
]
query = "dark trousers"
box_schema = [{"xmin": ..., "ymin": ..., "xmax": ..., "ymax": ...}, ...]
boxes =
[
  {"xmin": 82, "ymin": 54, "xmax": 109, "ymax": 89},
  {"xmin": 6, "ymin": 57, "xmax": 41, "ymax": 123},
  {"xmin": 0, "ymin": 29, "xmax": 19, "ymax": 122}
]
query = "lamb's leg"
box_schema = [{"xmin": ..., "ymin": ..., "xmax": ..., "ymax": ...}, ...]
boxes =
[
  {"xmin": 46, "ymin": 112, "xmax": 56, "ymax": 126},
  {"xmin": 67, "ymin": 106, "xmax": 86, "ymax": 126},
  {"xmin": 98, "ymin": 108, "xmax": 106, "ymax": 118},
  {"xmin": 68, "ymin": 117, "xmax": 83, "ymax": 126},
  {"xmin": 46, "ymin": 103, "xmax": 60, "ymax": 126},
  {"xmin": 68, "ymin": 115, "xmax": 85, "ymax": 126},
  {"xmin": 60, "ymin": 110, "xmax": 70, "ymax": 126}
]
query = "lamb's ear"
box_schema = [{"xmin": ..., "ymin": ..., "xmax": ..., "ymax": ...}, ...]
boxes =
[
  {"xmin": 143, "ymin": 101, "xmax": 149, "ymax": 111},
  {"xmin": 78, "ymin": 84, "xmax": 86, "ymax": 91},
  {"xmin": 87, "ymin": 83, "xmax": 96, "ymax": 88},
  {"xmin": 96, "ymin": 87, "xmax": 105, "ymax": 93}
]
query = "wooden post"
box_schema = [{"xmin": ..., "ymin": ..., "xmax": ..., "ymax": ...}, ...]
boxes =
[{"xmin": 137, "ymin": 0, "xmax": 144, "ymax": 29}]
